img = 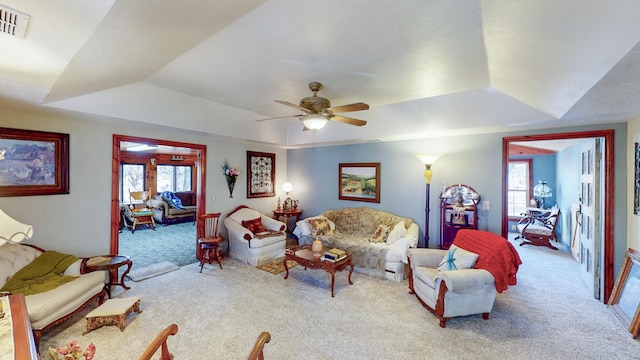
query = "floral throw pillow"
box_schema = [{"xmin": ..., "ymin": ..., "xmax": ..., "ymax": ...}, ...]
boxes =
[
  {"xmin": 369, "ymin": 223, "xmax": 391, "ymax": 243},
  {"xmin": 308, "ymin": 218, "xmax": 333, "ymax": 237},
  {"xmin": 242, "ymin": 217, "xmax": 265, "ymax": 234},
  {"xmin": 437, "ymin": 245, "xmax": 479, "ymax": 271}
]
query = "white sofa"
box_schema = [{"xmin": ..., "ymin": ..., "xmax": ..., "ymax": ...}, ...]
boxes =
[
  {"xmin": 224, "ymin": 205, "xmax": 287, "ymax": 266},
  {"xmin": 0, "ymin": 243, "xmax": 107, "ymax": 344},
  {"xmin": 293, "ymin": 207, "xmax": 419, "ymax": 282}
]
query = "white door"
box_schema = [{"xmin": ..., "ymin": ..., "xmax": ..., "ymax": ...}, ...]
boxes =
[{"xmin": 578, "ymin": 139, "xmax": 602, "ymax": 299}]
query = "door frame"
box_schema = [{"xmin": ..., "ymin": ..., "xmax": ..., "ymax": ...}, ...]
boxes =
[
  {"xmin": 501, "ymin": 129, "xmax": 614, "ymax": 302},
  {"xmin": 110, "ymin": 134, "xmax": 207, "ymax": 254}
]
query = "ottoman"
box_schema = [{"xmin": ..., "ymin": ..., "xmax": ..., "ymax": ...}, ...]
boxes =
[{"xmin": 84, "ymin": 297, "xmax": 141, "ymax": 334}]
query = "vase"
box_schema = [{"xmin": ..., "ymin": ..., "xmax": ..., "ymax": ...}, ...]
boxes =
[
  {"xmin": 226, "ymin": 176, "xmax": 236, "ymax": 198},
  {"xmin": 312, "ymin": 239, "xmax": 323, "ymax": 257}
]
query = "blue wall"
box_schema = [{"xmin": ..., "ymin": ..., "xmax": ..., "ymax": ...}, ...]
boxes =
[
  {"xmin": 287, "ymin": 122, "xmax": 628, "ymax": 275},
  {"xmin": 287, "ymin": 134, "xmax": 506, "ymax": 248}
]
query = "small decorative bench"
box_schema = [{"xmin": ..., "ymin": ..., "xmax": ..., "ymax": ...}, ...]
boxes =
[{"xmin": 84, "ymin": 297, "xmax": 141, "ymax": 334}]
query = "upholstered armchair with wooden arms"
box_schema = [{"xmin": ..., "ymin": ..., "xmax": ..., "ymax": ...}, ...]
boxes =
[
  {"xmin": 407, "ymin": 229, "xmax": 521, "ymax": 327},
  {"xmin": 516, "ymin": 205, "xmax": 560, "ymax": 250},
  {"xmin": 224, "ymin": 205, "xmax": 286, "ymax": 266}
]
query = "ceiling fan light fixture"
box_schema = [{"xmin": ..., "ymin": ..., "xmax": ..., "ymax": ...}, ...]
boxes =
[{"xmin": 301, "ymin": 113, "xmax": 328, "ymax": 130}]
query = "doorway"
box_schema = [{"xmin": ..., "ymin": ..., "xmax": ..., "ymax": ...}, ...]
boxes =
[
  {"xmin": 502, "ymin": 130, "xmax": 614, "ymax": 303},
  {"xmin": 110, "ymin": 134, "xmax": 207, "ymax": 262}
]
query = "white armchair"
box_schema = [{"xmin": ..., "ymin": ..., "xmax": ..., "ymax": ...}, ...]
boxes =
[
  {"xmin": 407, "ymin": 248, "xmax": 496, "ymax": 328},
  {"xmin": 224, "ymin": 205, "xmax": 287, "ymax": 265},
  {"xmin": 407, "ymin": 229, "xmax": 521, "ymax": 328}
]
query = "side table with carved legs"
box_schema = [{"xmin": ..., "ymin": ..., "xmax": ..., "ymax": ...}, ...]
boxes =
[{"xmin": 82, "ymin": 255, "xmax": 132, "ymax": 298}]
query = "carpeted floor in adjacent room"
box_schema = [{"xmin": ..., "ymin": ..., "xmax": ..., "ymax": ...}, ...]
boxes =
[{"xmin": 118, "ymin": 221, "xmax": 198, "ymax": 269}]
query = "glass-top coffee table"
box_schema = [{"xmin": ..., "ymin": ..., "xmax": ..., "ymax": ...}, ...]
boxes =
[{"xmin": 283, "ymin": 244, "xmax": 353, "ymax": 297}]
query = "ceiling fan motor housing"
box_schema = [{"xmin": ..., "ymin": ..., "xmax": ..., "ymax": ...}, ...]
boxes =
[{"xmin": 300, "ymin": 96, "xmax": 330, "ymax": 113}]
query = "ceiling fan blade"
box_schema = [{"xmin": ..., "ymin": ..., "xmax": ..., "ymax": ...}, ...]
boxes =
[
  {"xmin": 331, "ymin": 115, "xmax": 367, "ymax": 126},
  {"xmin": 274, "ymin": 100, "xmax": 311, "ymax": 113},
  {"xmin": 327, "ymin": 102, "xmax": 369, "ymax": 113},
  {"xmin": 256, "ymin": 114, "xmax": 303, "ymax": 122}
]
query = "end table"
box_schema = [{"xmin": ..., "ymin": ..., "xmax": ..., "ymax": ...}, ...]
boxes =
[
  {"xmin": 273, "ymin": 208, "xmax": 302, "ymax": 234},
  {"xmin": 83, "ymin": 255, "xmax": 132, "ymax": 298}
]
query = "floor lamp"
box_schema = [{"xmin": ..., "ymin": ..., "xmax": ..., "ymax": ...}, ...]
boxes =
[{"xmin": 415, "ymin": 154, "xmax": 442, "ymax": 248}]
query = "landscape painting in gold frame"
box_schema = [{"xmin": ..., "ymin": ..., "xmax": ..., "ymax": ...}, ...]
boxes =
[
  {"xmin": 608, "ymin": 248, "xmax": 640, "ymax": 338},
  {"xmin": 338, "ymin": 162, "xmax": 380, "ymax": 203},
  {"xmin": 0, "ymin": 128, "xmax": 69, "ymax": 197}
]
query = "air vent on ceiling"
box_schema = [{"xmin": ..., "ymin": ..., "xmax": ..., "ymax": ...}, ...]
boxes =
[{"xmin": 0, "ymin": 4, "xmax": 30, "ymax": 38}]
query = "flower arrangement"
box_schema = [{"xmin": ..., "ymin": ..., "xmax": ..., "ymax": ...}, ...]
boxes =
[
  {"xmin": 48, "ymin": 340, "xmax": 96, "ymax": 360},
  {"xmin": 222, "ymin": 159, "xmax": 240, "ymax": 179},
  {"xmin": 222, "ymin": 159, "xmax": 240, "ymax": 198}
]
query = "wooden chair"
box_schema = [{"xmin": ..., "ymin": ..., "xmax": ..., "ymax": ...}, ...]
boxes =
[
  {"xmin": 198, "ymin": 213, "xmax": 224, "ymax": 272},
  {"xmin": 139, "ymin": 323, "xmax": 178, "ymax": 360},
  {"xmin": 128, "ymin": 188, "xmax": 156, "ymax": 233},
  {"xmin": 516, "ymin": 205, "xmax": 560, "ymax": 250},
  {"xmin": 247, "ymin": 332, "xmax": 271, "ymax": 360},
  {"xmin": 129, "ymin": 188, "xmax": 152, "ymax": 209}
]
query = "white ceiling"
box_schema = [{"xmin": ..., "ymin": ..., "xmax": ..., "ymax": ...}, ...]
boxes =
[{"xmin": 2, "ymin": 1, "xmax": 640, "ymax": 148}]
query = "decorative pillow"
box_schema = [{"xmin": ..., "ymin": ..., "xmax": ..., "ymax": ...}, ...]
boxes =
[
  {"xmin": 369, "ymin": 223, "xmax": 391, "ymax": 243},
  {"xmin": 308, "ymin": 218, "xmax": 334, "ymax": 237},
  {"xmin": 295, "ymin": 216, "xmax": 336, "ymax": 237},
  {"xmin": 437, "ymin": 245, "xmax": 479, "ymax": 271},
  {"xmin": 242, "ymin": 217, "xmax": 265, "ymax": 234},
  {"xmin": 386, "ymin": 221, "xmax": 407, "ymax": 244}
]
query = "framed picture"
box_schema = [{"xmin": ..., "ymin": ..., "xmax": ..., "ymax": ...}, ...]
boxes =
[
  {"xmin": 339, "ymin": 162, "xmax": 380, "ymax": 203},
  {"xmin": 0, "ymin": 128, "xmax": 69, "ymax": 197},
  {"xmin": 247, "ymin": 151, "xmax": 275, "ymax": 198},
  {"xmin": 635, "ymin": 143, "xmax": 640, "ymax": 214},
  {"xmin": 608, "ymin": 248, "xmax": 640, "ymax": 338}
]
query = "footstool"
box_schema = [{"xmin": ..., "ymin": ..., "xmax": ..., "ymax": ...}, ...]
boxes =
[{"xmin": 84, "ymin": 297, "xmax": 141, "ymax": 334}]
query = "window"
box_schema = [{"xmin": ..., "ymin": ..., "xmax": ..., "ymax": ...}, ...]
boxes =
[
  {"xmin": 122, "ymin": 164, "xmax": 145, "ymax": 201},
  {"xmin": 157, "ymin": 165, "xmax": 192, "ymax": 192},
  {"xmin": 507, "ymin": 159, "xmax": 532, "ymax": 217}
]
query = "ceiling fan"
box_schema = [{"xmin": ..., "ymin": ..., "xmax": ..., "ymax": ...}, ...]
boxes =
[{"xmin": 257, "ymin": 82, "xmax": 369, "ymax": 130}]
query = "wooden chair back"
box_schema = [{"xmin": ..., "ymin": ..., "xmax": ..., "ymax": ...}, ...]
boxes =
[
  {"xmin": 138, "ymin": 323, "xmax": 178, "ymax": 360},
  {"xmin": 129, "ymin": 188, "xmax": 152, "ymax": 209},
  {"xmin": 247, "ymin": 332, "xmax": 271, "ymax": 360},
  {"xmin": 200, "ymin": 212, "xmax": 222, "ymax": 239}
]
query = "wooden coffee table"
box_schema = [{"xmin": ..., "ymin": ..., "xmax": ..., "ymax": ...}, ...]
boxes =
[{"xmin": 283, "ymin": 244, "xmax": 353, "ymax": 297}]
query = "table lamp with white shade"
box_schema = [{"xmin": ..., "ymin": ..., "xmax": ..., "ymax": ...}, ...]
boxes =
[
  {"xmin": 533, "ymin": 180, "xmax": 553, "ymax": 209},
  {"xmin": 0, "ymin": 209, "xmax": 33, "ymax": 246}
]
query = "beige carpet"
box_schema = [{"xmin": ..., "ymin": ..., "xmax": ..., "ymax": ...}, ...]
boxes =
[
  {"xmin": 255, "ymin": 257, "xmax": 298, "ymax": 274},
  {"xmin": 38, "ymin": 241, "xmax": 640, "ymax": 359},
  {"xmin": 126, "ymin": 261, "xmax": 179, "ymax": 282}
]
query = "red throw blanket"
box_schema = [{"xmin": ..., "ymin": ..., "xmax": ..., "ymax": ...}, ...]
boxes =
[{"xmin": 452, "ymin": 230, "xmax": 522, "ymax": 293}]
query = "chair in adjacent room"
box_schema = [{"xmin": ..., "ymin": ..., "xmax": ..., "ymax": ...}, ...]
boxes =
[
  {"xmin": 139, "ymin": 323, "xmax": 178, "ymax": 360},
  {"xmin": 198, "ymin": 213, "xmax": 225, "ymax": 272},
  {"xmin": 128, "ymin": 188, "xmax": 156, "ymax": 233},
  {"xmin": 129, "ymin": 188, "xmax": 152, "ymax": 209},
  {"xmin": 516, "ymin": 205, "xmax": 560, "ymax": 250},
  {"xmin": 247, "ymin": 332, "xmax": 271, "ymax": 360}
]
